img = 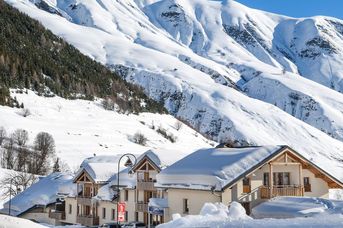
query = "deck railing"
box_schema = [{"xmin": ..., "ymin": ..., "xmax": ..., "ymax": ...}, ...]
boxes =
[{"xmin": 260, "ymin": 185, "xmax": 304, "ymax": 199}]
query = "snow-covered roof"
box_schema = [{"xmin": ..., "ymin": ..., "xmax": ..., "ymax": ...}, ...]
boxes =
[
  {"xmin": 134, "ymin": 148, "xmax": 191, "ymax": 170},
  {"xmin": 0, "ymin": 172, "xmax": 75, "ymax": 216},
  {"xmin": 156, "ymin": 146, "xmax": 284, "ymax": 190},
  {"xmin": 75, "ymin": 155, "xmax": 121, "ymax": 183},
  {"xmin": 93, "ymin": 168, "xmax": 136, "ymax": 201},
  {"xmin": 148, "ymin": 198, "xmax": 168, "ymax": 208}
]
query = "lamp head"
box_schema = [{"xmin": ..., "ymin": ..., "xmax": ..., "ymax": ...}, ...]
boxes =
[{"xmin": 124, "ymin": 156, "xmax": 134, "ymax": 167}]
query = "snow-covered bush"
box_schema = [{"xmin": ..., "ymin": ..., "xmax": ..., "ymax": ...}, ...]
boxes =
[{"xmin": 132, "ymin": 132, "xmax": 147, "ymax": 146}]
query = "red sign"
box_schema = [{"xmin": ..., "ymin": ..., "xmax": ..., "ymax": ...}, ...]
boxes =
[{"xmin": 118, "ymin": 202, "xmax": 126, "ymax": 222}]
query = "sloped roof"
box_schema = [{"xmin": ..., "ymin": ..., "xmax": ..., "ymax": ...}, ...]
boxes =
[
  {"xmin": 0, "ymin": 172, "xmax": 75, "ymax": 216},
  {"xmin": 156, "ymin": 146, "xmax": 285, "ymax": 190},
  {"xmin": 74, "ymin": 155, "xmax": 121, "ymax": 183},
  {"xmin": 156, "ymin": 145, "xmax": 343, "ymax": 191}
]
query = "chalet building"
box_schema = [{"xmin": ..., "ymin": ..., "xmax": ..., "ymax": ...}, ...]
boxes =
[
  {"xmin": 62, "ymin": 155, "xmax": 120, "ymax": 226},
  {"xmin": 0, "ymin": 172, "xmax": 74, "ymax": 225},
  {"xmin": 62, "ymin": 150, "xmax": 184, "ymax": 226},
  {"xmin": 155, "ymin": 145, "xmax": 343, "ymax": 220},
  {"xmin": 94, "ymin": 150, "xmax": 184, "ymax": 226},
  {"xmin": 4, "ymin": 146, "xmax": 341, "ymax": 226}
]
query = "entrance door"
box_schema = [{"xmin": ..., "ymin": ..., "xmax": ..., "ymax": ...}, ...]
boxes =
[{"xmin": 240, "ymin": 202, "xmax": 251, "ymax": 215}]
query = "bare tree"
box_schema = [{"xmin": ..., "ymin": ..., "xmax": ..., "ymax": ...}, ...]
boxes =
[
  {"xmin": 53, "ymin": 158, "xmax": 61, "ymax": 172},
  {"xmin": 0, "ymin": 126, "xmax": 6, "ymax": 146},
  {"xmin": 0, "ymin": 172, "xmax": 37, "ymax": 200},
  {"xmin": 174, "ymin": 121, "xmax": 183, "ymax": 131},
  {"xmin": 11, "ymin": 129, "xmax": 28, "ymax": 147},
  {"xmin": 33, "ymin": 132, "xmax": 55, "ymax": 175},
  {"xmin": 2, "ymin": 138, "xmax": 15, "ymax": 169}
]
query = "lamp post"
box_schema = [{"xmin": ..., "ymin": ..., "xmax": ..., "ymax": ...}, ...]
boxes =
[
  {"xmin": 8, "ymin": 178, "xmax": 20, "ymax": 216},
  {"xmin": 117, "ymin": 153, "xmax": 137, "ymax": 226},
  {"xmin": 8, "ymin": 178, "xmax": 13, "ymax": 216}
]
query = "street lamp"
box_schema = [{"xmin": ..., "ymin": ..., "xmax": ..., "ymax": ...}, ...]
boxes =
[{"xmin": 117, "ymin": 153, "xmax": 137, "ymax": 226}]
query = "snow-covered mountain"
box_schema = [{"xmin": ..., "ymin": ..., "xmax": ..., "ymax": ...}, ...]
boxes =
[{"xmin": 3, "ymin": 0, "xmax": 343, "ymax": 178}]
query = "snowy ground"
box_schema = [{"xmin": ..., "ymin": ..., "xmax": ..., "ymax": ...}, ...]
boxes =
[
  {"xmin": 0, "ymin": 90, "xmax": 214, "ymax": 170},
  {"xmin": 158, "ymin": 200, "xmax": 343, "ymax": 228},
  {"xmin": 0, "ymin": 215, "xmax": 84, "ymax": 228},
  {"xmin": 252, "ymin": 196, "xmax": 343, "ymax": 219}
]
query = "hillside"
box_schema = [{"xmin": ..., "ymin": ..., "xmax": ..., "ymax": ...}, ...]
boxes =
[
  {"xmin": 0, "ymin": 0, "xmax": 164, "ymax": 114},
  {"xmin": 0, "ymin": 89, "xmax": 214, "ymax": 170}
]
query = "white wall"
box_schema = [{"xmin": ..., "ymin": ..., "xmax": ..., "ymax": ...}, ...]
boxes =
[
  {"xmin": 64, "ymin": 197, "xmax": 77, "ymax": 224},
  {"xmin": 165, "ymin": 189, "xmax": 220, "ymax": 222}
]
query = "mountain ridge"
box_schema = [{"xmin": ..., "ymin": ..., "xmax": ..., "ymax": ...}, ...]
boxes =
[{"xmin": 3, "ymin": 0, "xmax": 343, "ymax": 179}]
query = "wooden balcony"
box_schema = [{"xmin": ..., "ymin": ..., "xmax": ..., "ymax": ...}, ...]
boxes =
[
  {"xmin": 49, "ymin": 211, "xmax": 65, "ymax": 220},
  {"xmin": 76, "ymin": 215, "xmax": 99, "ymax": 226},
  {"xmin": 137, "ymin": 181, "xmax": 156, "ymax": 191},
  {"xmin": 136, "ymin": 202, "xmax": 148, "ymax": 212},
  {"xmin": 260, "ymin": 185, "xmax": 304, "ymax": 199},
  {"xmin": 76, "ymin": 196, "xmax": 92, "ymax": 206}
]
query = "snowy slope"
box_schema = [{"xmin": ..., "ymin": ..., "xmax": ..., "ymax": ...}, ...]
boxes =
[
  {"xmin": 3, "ymin": 0, "xmax": 343, "ymax": 180},
  {"xmin": 0, "ymin": 90, "xmax": 213, "ymax": 169}
]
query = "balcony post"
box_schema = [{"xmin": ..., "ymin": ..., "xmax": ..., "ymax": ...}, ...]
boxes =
[
  {"xmin": 269, "ymin": 163, "xmax": 273, "ymax": 198},
  {"xmin": 299, "ymin": 164, "xmax": 303, "ymax": 196}
]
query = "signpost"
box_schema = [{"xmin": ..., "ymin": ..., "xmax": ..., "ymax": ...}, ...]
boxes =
[{"xmin": 118, "ymin": 202, "xmax": 126, "ymax": 222}]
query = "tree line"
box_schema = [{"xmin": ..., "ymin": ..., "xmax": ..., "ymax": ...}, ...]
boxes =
[
  {"xmin": 0, "ymin": 126, "xmax": 60, "ymax": 175},
  {"xmin": 0, "ymin": 0, "xmax": 165, "ymax": 114}
]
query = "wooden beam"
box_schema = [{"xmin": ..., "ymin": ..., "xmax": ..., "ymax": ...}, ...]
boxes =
[
  {"xmin": 315, "ymin": 174, "xmax": 325, "ymax": 178},
  {"xmin": 269, "ymin": 163, "xmax": 273, "ymax": 198},
  {"xmin": 270, "ymin": 162, "xmax": 301, "ymax": 165}
]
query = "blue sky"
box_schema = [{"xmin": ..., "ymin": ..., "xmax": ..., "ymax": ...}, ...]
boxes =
[{"xmin": 235, "ymin": 0, "xmax": 343, "ymax": 19}]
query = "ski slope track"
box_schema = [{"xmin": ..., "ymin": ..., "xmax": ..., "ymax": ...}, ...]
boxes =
[{"xmin": 3, "ymin": 0, "xmax": 343, "ymax": 179}]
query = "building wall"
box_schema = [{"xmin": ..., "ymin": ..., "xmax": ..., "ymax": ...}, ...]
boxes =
[
  {"xmin": 97, "ymin": 189, "xmax": 136, "ymax": 225},
  {"xmin": 165, "ymin": 188, "xmax": 220, "ymax": 222},
  {"xmin": 302, "ymin": 169, "xmax": 329, "ymax": 198},
  {"xmin": 64, "ymin": 197, "xmax": 77, "ymax": 224}
]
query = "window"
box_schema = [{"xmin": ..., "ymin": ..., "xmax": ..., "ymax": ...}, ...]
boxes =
[
  {"xmin": 125, "ymin": 190, "xmax": 129, "ymax": 201},
  {"xmin": 68, "ymin": 204, "xmax": 72, "ymax": 214},
  {"xmin": 264, "ymin": 172, "xmax": 290, "ymax": 186},
  {"xmin": 102, "ymin": 207, "xmax": 106, "ymax": 219},
  {"xmin": 242, "ymin": 177, "xmax": 251, "ymax": 193},
  {"xmin": 135, "ymin": 212, "xmax": 139, "ymax": 221},
  {"xmin": 183, "ymin": 199, "xmax": 189, "ymax": 214},
  {"xmin": 273, "ymin": 172, "xmax": 290, "ymax": 186},
  {"xmin": 304, "ymin": 177, "xmax": 311, "ymax": 192},
  {"xmin": 111, "ymin": 209, "xmax": 115, "ymax": 220},
  {"xmin": 125, "ymin": 211, "xmax": 128, "ymax": 222},
  {"xmin": 77, "ymin": 205, "xmax": 80, "ymax": 215},
  {"xmin": 263, "ymin": 173, "xmax": 269, "ymax": 186}
]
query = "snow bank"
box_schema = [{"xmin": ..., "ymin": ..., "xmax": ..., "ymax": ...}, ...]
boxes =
[
  {"xmin": 0, "ymin": 214, "xmax": 48, "ymax": 228},
  {"xmin": 158, "ymin": 201, "xmax": 343, "ymax": 228},
  {"xmin": 252, "ymin": 196, "xmax": 343, "ymax": 219},
  {"xmin": 158, "ymin": 202, "xmax": 250, "ymax": 228}
]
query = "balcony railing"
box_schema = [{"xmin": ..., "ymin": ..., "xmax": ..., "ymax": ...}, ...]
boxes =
[
  {"xmin": 76, "ymin": 215, "xmax": 99, "ymax": 226},
  {"xmin": 137, "ymin": 181, "xmax": 156, "ymax": 191},
  {"xmin": 136, "ymin": 202, "xmax": 148, "ymax": 212},
  {"xmin": 260, "ymin": 185, "xmax": 304, "ymax": 199},
  {"xmin": 76, "ymin": 196, "xmax": 92, "ymax": 206},
  {"xmin": 49, "ymin": 211, "xmax": 65, "ymax": 220}
]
